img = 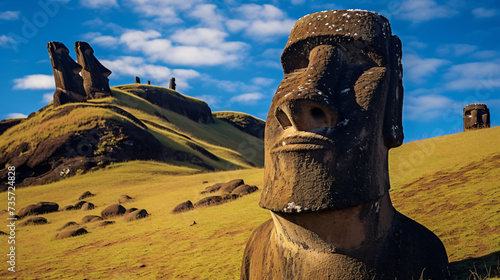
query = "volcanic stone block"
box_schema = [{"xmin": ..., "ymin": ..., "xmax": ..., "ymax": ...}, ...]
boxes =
[
  {"xmin": 135, "ymin": 76, "xmax": 141, "ymax": 84},
  {"xmin": 463, "ymin": 104, "xmax": 491, "ymax": 131},
  {"xmin": 18, "ymin": 202, "xmax": 59, "ymax": 217},
  {"xmin": 194, "ymin": 196, "xmax": 224, "ymax": 208},
  {"xmin": 47, "ymin": 41, "xmax": 86, "ymax": 107},
  {"xmin": 56, "ymin": 227, "xmax": 88, "ymax": 240},
  {"xmin": 169, "ymin": 77, "xmax": 176, "ymax": 90},
  {"xmin": 78, "ymin": 191, "xmax": 95, "ymax": 200},
  {"xmin": 232, "ymin": 184, "xmax": 258, "ymax": 196},
  {"xmin": 81, "ymin": 202, "xmax": 95, "ymax": 211},
  {"xmin": 101, "ymin": 204, "xmax": 126, "ymax": 218},
  {"xmin": 19, "ymin": 217, "xmax": 48, "ymax": 227},
  {"xmin": 75, "ymin": 41, "xmax": 112, "ymax": 99},
  {"xmin": 172, "ymin": 201, "xmax": 194, "ymax": 213},
  {"xmin": 81, "ymin": 215, "xmax": 103, "ymax": 223},
  {"xmin": 124, "ymin": 209, "xmax": 148, "ymax": 221},
  {"xmin": 220, "ymin": 179, "xmax": 244, "ymax": 193}
]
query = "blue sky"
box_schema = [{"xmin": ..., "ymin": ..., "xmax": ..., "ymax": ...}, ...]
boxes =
[{"xmin": 0, "ymin": 0, "xmax": 499, "ymax": 141}]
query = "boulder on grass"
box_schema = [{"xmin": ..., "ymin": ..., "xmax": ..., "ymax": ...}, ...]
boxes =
[
  {"xmin": 124, "ymin": 209, "xmax": 148, "ymax": 222},
  {"xmin": 56, "ymin": 228, "xmax": 88, "ymax": 240},
  {"xmin": 81, "ymin": 202, "xmax": 95, "ymax": 211},
  {"xmin": 119, "ymin": 195, "xmax": 133, "ymax": 203},
  {"xmin": 73, "ymin": 201, "xmax": 87, "ymax": 210},
  {"xmin": 19, "ymin": 216, "xmax": 48, "ymax": 226},
  {"xmin": 63, "ymin": 205, "xmax": 75, "ymax": 211},
  {"xmin": 58, "ymin": 221, "xmax": 78, "ymax": 231},
  {"xmin": 231, "ymin": 184, "xmax": 259, "ymax": 196},
  {"xmin": 81, "ymin": 215, "xmax": 103, "ymax": 223},
  {"xmin": 99, "ymin": 221, "xmax": 115, "ymax": 227},
  {"xmin": 201, "ymin": 183, "xmax": 223, "ymax": 194},
  {"xmin": 172, "ymin": 201, "xmax": 194, "ymax": 213},
  {"xmin": 78, "ymin": 191, "xmax": 95, "ymax": 200},
  {"xmin": 18, "ymin": 202, "xmax": 59, "ymax": 217},
  {"xmin": 219, "ymin": 179, "xmax": 244, "ymax": 193},
  {"xmin": 194, "ymin": 196, "xmax": 224, "ymax": 208},
  {"xmin": 101, "ymin": 204, "xmax": 126, "ymax": 218},
  {"xmin": 125, "ymin": 207, "xmax": 138, "ymax": 214}
]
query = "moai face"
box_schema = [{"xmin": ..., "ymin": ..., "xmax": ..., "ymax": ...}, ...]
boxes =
[
  {"xmin": 75, "ymin": 41, "xmax": 112, "ymax": 99},
  {"xmin": 47, "ymin": 41, "xmax": 86, "ymax": 98},
  {"xmin": 260, "ymin": 10, "xmax": 404, "ymax": 212},
  {"xmin": 463, "ymin": 104, "xmax": 490, "ymax": 130}
]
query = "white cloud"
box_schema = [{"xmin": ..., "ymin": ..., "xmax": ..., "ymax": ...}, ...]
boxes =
[
  {"xmin": 403, "ymin": 54, "xmax": 449, "ymax": 83},
  {"xmin": 13, "ymin": 74, "xmax": 54, "ymax": 90},
  {"xmin": 226, "ymin": 4, "xmax": 295, "ymax": 39},
  {"xmin": 193, "ymin": 94, "xmax": 221, "ymax": 107},
  {"xmin": 0, "ymin": 11, "xmax": 20, "ymax": 20},
  {"xmin": 125, "ymin": 0, "xmax": 204, "ymax": 24},
  {"xmin": 405, "ymin": 94, "xmax": 454, "ymax": 121},
  {"xmin": 471, "ymin": 50, "xmax": 498, "ymax": 60},
  {"xmin": 436, "ymin": 44, "xmax": 477, "ymax": 57},
  {"xmin": 0, "ymin": 35, "xmax": 16, "ymax": 48},
  {"xmin": 80, "ymin": 0, "xmax": 118, "ymax": 9},
  {"xmin": 251, "ymin": 77, "xmax": 274, "ymax": 87},
  {"xmin": 6, "ymin": 113, "xmax": 28, "ymax": 119},
  {"xmin": 230, "ymin": 92, "xmax": 266, "ymax": 104},
  {"xmin": 43, "ymin": 93, "xmax": 54, "ymax": 103},
  {"xmin": 188, "ymin": 4, "xmax": 225, "ymax": 29},
  {"xmin": 91, "ymin": 35, "xmax": 119, "ymax": 47},
  {"xmin": 397, "ymin": 0, "xmax": 459, "ymax": 24},
  {"xmin": 444, "ymin": 62, "xmax": 500, "ymax": 91},
  {"xmin": 472, "ymin": 8, "xmax": 496, "ymax": 18}
]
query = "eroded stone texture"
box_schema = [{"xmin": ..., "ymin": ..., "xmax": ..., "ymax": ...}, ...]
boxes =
[
  {"xmin": 75, "ymin": 41, "xmax": 112, "ymax": 99},
  {"xmin": 47, "ymin": 41, "xmax": 86, "ymax": 107},
  {"xmin": 242, "ymin": 9, "xmax": 450, "ymax": 280},
  {"xmin": 463, "ymin": 104, "xmax": 490, "ymax": 131},
  {"xmin": 169, "ymin": 77, "xmax": 176, "ymax": 90}
]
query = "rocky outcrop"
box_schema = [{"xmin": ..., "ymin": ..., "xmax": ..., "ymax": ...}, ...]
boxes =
[
  {"xmin": 116, "ymin": 85, "xmax": 214, "ymax": 124},
  {"xmin": 0, "ymin": 118, "xmax": 24, "ymax": 136},
  {"xmin": 214, "ymin": 112, "xmax": 265, "ymax": 140},
  {"xmin": 18, "ymin": 202, "xmax": 59, "ymax": 217},
  {"xmin": 75, "ymin": 41, "xmax": 112, "ymax": 99},
  {"xmin": 172, "ymin": 201, "xmax": 194, "ymax": 213}
]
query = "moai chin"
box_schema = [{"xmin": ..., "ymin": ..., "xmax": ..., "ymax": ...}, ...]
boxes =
[
  {"xmin": 169, "ymin": 77, "xmax": 176, "ymax": 91},
  {"xmin": 75, "ymin": 41, "xmax": 112, "ymax": 99},
  {"xmin": 463, "ymin": 104, "xmax": 490, "ymax": 131},
  {"xmin": 47, "ymin": 41, "xmax": 86, "ymax": 107},
  {"xmin": 241, "ymin": 10, "xmax": 451, "ymax": 280}
]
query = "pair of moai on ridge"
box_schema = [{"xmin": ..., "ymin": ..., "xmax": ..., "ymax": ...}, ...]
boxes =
[{"xmin": 47, "ymin": 41, "xmax": 111, "ymax": 107}]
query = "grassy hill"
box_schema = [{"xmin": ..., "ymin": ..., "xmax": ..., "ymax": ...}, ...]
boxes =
[{"xmin": 0, "ymin": 126, "xmax": 498, "ymax": 279}]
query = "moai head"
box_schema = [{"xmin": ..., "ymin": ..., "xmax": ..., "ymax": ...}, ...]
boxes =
[
  {"xmin": 463, "ymin": 104, "xmax": 491, "ymax": 131},
  {"xmin": 260, "ymin": 10, "xmax": 404, "ymax": 212},
  {"xmin": 47, "ymin": 41, "xmax": 86, "ymax": 103},
  {"xmin": 135, "ymin": 76, "xmax": 141, "ymax": 84},
  {"xmin": 75, "ymin": 41, "xmax": 112, "ymax": 99},
  {"xmin": 169, "ymin": 77, "xmax": 176, "ymax": 91}
]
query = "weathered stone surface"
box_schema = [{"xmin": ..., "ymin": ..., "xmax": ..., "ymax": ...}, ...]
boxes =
[
  {"xmin": 124, "ymin": 209, "xmax": 148, "ymax": 221},
  {"xmin": 99, "ymin": 221, "xmax": 115, "ymax": 227},
  {"xmin": 81, "ymin": 202, "xmax": 95, "ymax": 211},
  {"xmin": 242, "ymin": 9, "xmax": 450, "ymax": 280},
  {"xmin": 119, "ymin": 195, "xmax": 133, "ymax": 203},
  {"xmin": 63, "ymin": 205, "xmax": 75, "ymax": 211},
  {"xmin": 81, "ymin": 215, "xmax": 103, "ymax": 223},
  {"xmin": 214, "ymin": 112, "xmax": 266, "ymax": 140},
  {"xmin": 19, "ymin": 216, "xmax": 48, "ymax": 226},
  {"xmin": 0, "ymin": 118, "xmax": 24, "ymax": 136},
  {"xmin": 58, "ymin": 221, "xmax": 78, "ymax": 230},
  {"xmin": 75, "ymin": 41, "xmax": 112, "ymax": 99},
  {"xmin": 172, "ymin": 201, "xmax": 194, "ymax": 213},
  {"xmin": 101, "ymin": 204, "xmax": 126, "ymax": 218},
  {"xmin": 18, "ymin": 202, "xmax": 59, "ymax": 217},
  {"xmin": 201, "ymin": 183, "xmax": 223, "ymax": 194},
  {"xmin": 125, "ymin": 207, "xmax": 138, "ymax": 214},
  {"xmin": 56, "ymin": 227, "xmax": 88, "ymax": 240},
  {"xmin": 169, "ymin": 77, "xmax": 176, "ymax": 90},
  {"xmin": 73, "ymin": 201, "xmax": 87, "ymax": 210},
  {"xmin": 463, "ymin": 104, "xmax": 491, "ymax": 131},
  {"xmin": 232, "ymin": 184, "xmax": 258, "ymax": 196},
  {"xmin": 220, "ymin": 179, "xmax": 244, "ymax": 193},
  {"xmin": 78, "ymin": 191, "xmax": 95, "ymax": 200},
  {"xmin": 47, "ymin": 41, "xmax": 86, "ymax": 107},
  {"xmin": 194, "ymin": 196, "xmax": 224, "ymax": 208}
]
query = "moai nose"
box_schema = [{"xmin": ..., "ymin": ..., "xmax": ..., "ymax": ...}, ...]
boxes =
[{"xmin": 275, "ymin": 99, "xmax": 338, "ymax": 132}]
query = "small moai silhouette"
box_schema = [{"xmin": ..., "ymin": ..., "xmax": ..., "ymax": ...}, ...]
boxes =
[
  {"xmin": 169, "ymin": 77, "xmax": 176, "ymax": 91},
  {"xmin": 135, "ymin": 76, "xmax": 141, "ymax": 84},
  {"xmin": 147, "ymin": 80, "xmax": 151, "ymax": 85},
  {"xmin": 463, "ymin": 104, "xmax": 490, "ymax": 131}
]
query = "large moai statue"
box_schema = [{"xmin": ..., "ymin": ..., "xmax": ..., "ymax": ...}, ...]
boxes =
[
  {"xmin": 47, "ymin": 41, "xmax": 86, "ymax": 107},
  {"xmin": 75, "ymin": 41, "xmax": 112, "ymax": 99},
  {"xmin": 169, "ymin": 77, "xmax": 176, "ymax": 91},
  {"xmin": 241, "ymin": 10, "xmax": 451, "ymax": 280},
  {"xmin": 463, "ymin": 104, "xmax": 490, "ymax": 131}
]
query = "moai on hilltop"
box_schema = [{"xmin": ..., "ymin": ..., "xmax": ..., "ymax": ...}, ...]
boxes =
[
  {"xmin": 75, "ymin": 41, "xmax": 112, "ymax": 100},
  {"xmin": 47, "ymin": 41, "xmax": 86, "ymax": 107},
  {"xmin": 135, "ymin": 76, "xmax": 140, "ymax": 84},
  {"xmin": 169, "ymin": 77, "xmax": 176, "ymax": 91},
  {"xmin": 241, "ymin": 10, "xmax": 451, "ymax": 280},
  {"xmin": 147, "ymin": 80, "xmax": 151, "ymax": 85},
  {"xmin": 463, "ymin": 104, "xmax": 490, "ymax": 131}
]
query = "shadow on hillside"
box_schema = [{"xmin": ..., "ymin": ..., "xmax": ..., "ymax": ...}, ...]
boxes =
[{"xmin": 450, "ymin": 251, "xmax": 500, "ymax": 279}]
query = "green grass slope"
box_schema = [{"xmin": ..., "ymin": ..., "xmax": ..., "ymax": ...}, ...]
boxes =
[{"xmin": 0, "ymin": 127, "xmax": 498, "ymax": 279}]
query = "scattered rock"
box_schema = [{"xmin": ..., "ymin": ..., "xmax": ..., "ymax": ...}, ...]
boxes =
[
  {"xmin": 18, "ymin": 202, "xmax": 59, "ymax": 217},
  {"xmin": 119, "ymin": 195, "xmax": 133, "ymax": 203},
  {"xmin": 172, "ymin": 201, "xmax": 194, "ymax": 214},
  {"xmin": 73, "ymin": 201, "xmax": 87, "ymax": 210},
  {"xmin": 220, "ymin": 179, "xmax": 245, "ymax": 193},
  {"xmin": 81, "ymin": 202, "xmax": 95, "ymax": 211},
  {"xmin": 201, "ymin": 183, "xmax": 223, "ymax": 194},
  {"xmin": 190, "ymin": 221, "xmax": 197, "ymax": 226},
  {"xmin": 124, "ymin": 209, "xmax": 149, "ymax": 222},
  {"xmin": 81, "ymin": 215, "xmax": 103, "ymax": 223},
  {"xmin": 101, "ymin": 204, "xmax": 126, "ymax": 218},
  {"xmin": 194, "ymin": 196, "xmax": 224, "ymax": 208},
  {"xmin": 19, "ymin": 217, "xmax": 48, "ymax": 227},
  {"xmin": 0, "ymin": 231, "xmax": 8, "ymax": 235},
  {"xmin": 99, "ymin": 221, "xmax": 115, "ymax": 227},
  {"xmin": 58, "ymin": 221, "xmax": 78, "ymax": 231},
  {"xmin": 223, "ymin": 194, "xmax": 241, "ymax": 201},
  {"xmin": 78, "ymin": 191, "xmax": 95, "ymax": 200},
  {"xmin": 202, "ymin": 180, "xmax": 208, "ymax": 184},
  {"xmin": 125, "ymin": 207, "xmax": 138, "ymax": 214},
  {"xmin": 232, "ymin": 184, "xmax": 259, "ymax": 196},
  {"xmin": 63, "ymin": 205, "xmax": 75, "ymax": 211},
  {"xmin": 56, "ymin": 228, "xmax": 88, "ymax": 240}
]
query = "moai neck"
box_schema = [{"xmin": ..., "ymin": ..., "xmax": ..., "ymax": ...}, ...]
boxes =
[{"xmin": 271, "ymin": 192, "xmax": 395, "ymax": 254}]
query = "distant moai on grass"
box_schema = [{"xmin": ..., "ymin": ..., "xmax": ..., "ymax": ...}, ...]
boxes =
[
  {"xmin": 241, "ymin": 9, "xmax": 451, "ymax": 280},
  {"xmin": 135, "ymin": 76, "xmax": 141, "ymax": 84},
  {"xmin": 75, "ymin": 41, "xmax": 112, "ymax": 99},
  {"xmin": 169, "ymin": 77, "xmax": 176, "ymax": 90},
  {"xmin": 463, "ymin": 104, "xmax": 490, "ymax": 131},
  {"xmin": 47, "ymin": 41, "xmax": 86, "ymax": 107},
  {"xmin": 147, "ymin": 80, "xmax": 150, "ymax": 85}
]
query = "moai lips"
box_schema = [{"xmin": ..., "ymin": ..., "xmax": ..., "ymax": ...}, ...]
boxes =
[
  {"xmin": 47, "ymin": 41, "xmax": 86, "ymax": 107},
  {"xmin": 75, "ymin": 41, "xmax": 112, "ymax": 99},
  {"xmin": 463, "ymin": 104, "xmax": 491, "ymax": 131},
  {"xmin": 260, "ymin": 10, "xmax": 403, "ymax": 212}
]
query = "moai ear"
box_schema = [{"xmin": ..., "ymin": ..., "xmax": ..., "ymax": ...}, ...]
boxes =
[{"xmin": 383, "ymin": 35, "xmax": 404, "ymax": 148}]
